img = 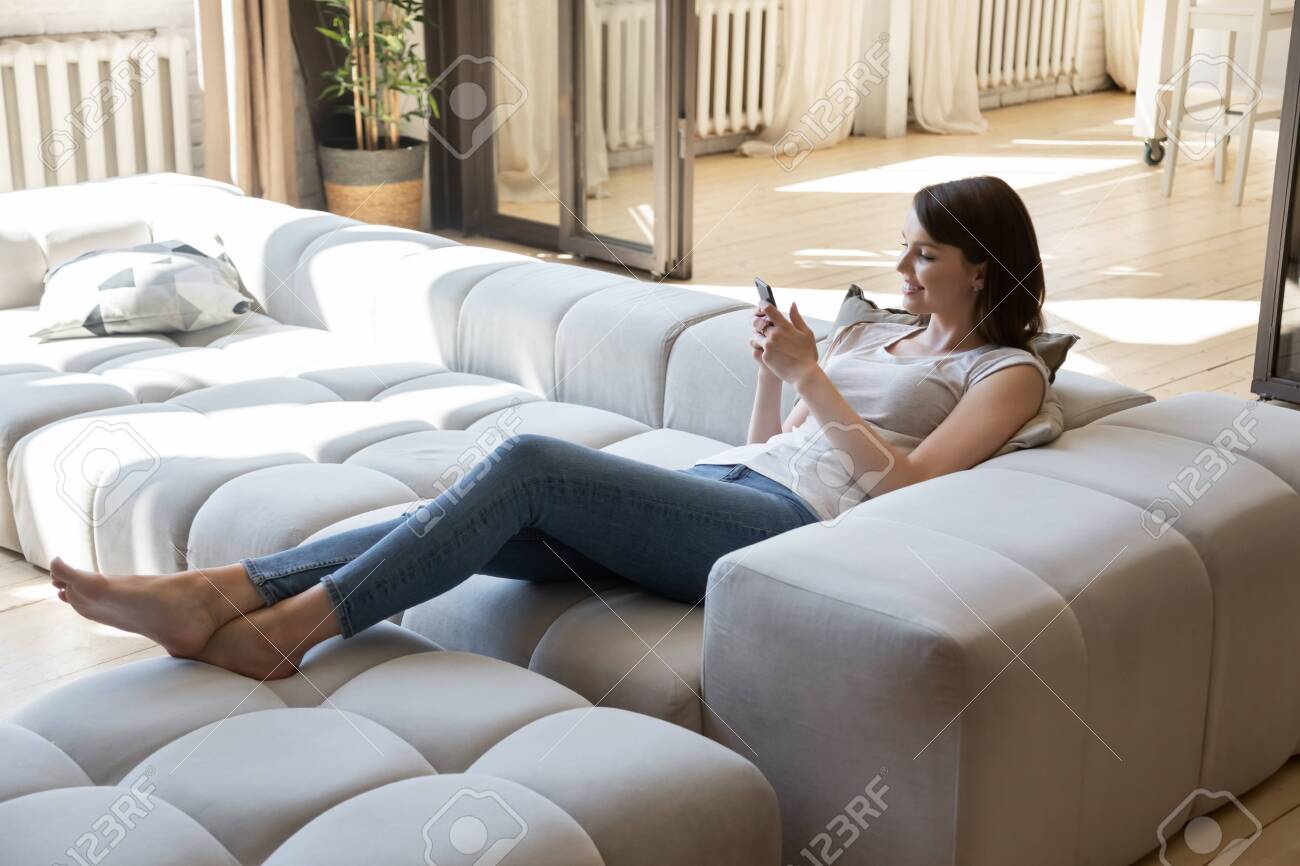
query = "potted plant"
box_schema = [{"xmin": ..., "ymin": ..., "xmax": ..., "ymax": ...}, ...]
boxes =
[{"xmin": 314, "ymin": 0, "xmax": 439, "ymax": 229}]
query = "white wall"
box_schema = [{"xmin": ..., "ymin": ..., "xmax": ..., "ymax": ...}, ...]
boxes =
[
  {"xmin": 0, "ymin": 0, "xmax": 204, "ymax": 176},
  {"xmin": 1079, "ymin": 0, "xmax": 1109, "ymax": 86}
]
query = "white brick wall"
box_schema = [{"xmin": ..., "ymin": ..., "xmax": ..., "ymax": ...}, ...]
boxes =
[
  {"xmin": 0, "ymin": 0, "xmax": 205, "ymax": 176},
  {"xmin": 1077, "ymin": 0, "xmax": 1110, "ymax": 86}
]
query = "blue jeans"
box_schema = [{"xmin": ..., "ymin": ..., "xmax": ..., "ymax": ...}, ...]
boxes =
[{"xmin": 242, "ymin": 434, "xmax": 820, "ymax": 637}]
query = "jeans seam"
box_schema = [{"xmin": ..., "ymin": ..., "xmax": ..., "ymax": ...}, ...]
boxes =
[
  {"xmin": 321, "ymin": 574, "xmax": 354, "ymax": 638},
  {"xmin": 688, "ymin": 464, "xmax": 817, "ymax": 525},
  {"xmin": 254, "ymin": 555, "xmax": 353, "ymax": 581},
  {"xmin": 240, "ymin": 558, "xmax": 279, "ymax": 606}
]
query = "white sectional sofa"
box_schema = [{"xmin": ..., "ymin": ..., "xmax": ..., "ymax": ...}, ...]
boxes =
[{"xmin": 4, "ymin": 174, "xmax": 1300, "ymax": 866}]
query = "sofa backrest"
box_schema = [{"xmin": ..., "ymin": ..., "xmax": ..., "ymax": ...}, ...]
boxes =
[{"xmin": 1, "ymin": 173, "xmax": 1153, "ymax": 445}]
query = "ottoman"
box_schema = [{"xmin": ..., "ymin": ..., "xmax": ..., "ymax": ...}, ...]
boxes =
[{"xmin": 0, "ymin": 623, "xmax": 778, "ymax": 866}]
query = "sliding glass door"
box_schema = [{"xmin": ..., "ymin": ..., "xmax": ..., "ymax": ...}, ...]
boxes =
[{"xmin": 440, "ymin": 0, "xmax": 695, "ymax": 278}]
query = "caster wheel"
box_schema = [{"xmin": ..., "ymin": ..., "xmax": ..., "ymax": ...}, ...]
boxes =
[{"xmin": 1143, "ymin": 139, "xmax": 1166, "ymax": 166}]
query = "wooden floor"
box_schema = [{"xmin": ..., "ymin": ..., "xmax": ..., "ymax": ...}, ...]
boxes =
[{"xmin": 4, "ymin": 91, "xmax": 1299, "ymax": 864}]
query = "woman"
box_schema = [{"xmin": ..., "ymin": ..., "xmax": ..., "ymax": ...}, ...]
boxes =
[{"xmin": 51, "ymin": 175, "xmax": 1051, "ymax": 680}]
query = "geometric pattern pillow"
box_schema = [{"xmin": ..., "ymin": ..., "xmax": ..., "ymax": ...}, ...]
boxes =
[{"xmin": 31, "ymin": 239, "xmax": 252, "ymax": 340}]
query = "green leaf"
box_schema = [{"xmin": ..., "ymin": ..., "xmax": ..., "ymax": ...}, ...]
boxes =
[{"xmin": 315, "ymin": 26, "xmax": 347, "ymax": 46}]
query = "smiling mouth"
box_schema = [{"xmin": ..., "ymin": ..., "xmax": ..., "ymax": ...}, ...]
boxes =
[{"xmin": 901, "ymin": 282, "xmax": 924, "ymax": 294}]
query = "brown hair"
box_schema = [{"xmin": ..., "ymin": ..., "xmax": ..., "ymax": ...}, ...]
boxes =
[{"xmin": 911, "ymin": 175, "xmax": 1045, "ymax": 351}]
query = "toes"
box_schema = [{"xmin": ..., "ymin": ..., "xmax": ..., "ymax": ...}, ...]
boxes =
[{"xmin": 49, "ymin": 557, "xmax": 83, "ymax": 588}]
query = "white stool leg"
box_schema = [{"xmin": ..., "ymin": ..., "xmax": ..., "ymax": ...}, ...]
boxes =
[
  {"xmin": 1231, "ymin": 15, "xmax": 1267, "ymax": 206},
  {"xmin": 1214, "ymin": 30, "xmax": 1236, "ymax": 184},
  {"xmin": 1163, "ymin": 0, "xmax": 1194, "ymax": 198}
]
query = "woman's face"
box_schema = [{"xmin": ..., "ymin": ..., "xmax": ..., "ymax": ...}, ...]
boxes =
[{"xmin": 896, "ymin": 209, "xmax": 985, "ymax": 319}]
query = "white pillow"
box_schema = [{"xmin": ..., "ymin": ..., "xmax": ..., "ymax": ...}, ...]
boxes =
[{"xmin": 32, "ymin": 239, "xmax": 251, "ymax": 340}]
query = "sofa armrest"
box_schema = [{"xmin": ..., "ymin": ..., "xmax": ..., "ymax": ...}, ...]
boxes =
[{"xmin": 700, "ymin": 467, "xmax": 1213, "ymax": 866}]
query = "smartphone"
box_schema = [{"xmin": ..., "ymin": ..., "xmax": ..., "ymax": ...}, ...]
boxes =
[{"xmin": 755, "ymin": 277, "xmax": 776, "ymax": 308}]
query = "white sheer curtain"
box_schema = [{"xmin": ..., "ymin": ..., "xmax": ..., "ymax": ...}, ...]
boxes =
[
  {"xmin": 1102, "ymin": 0, "xmax": 1144, "ymax": 92},
  {"xmin": 738, "ymin": 0, "xmax": 871, "ymax": 156},
  {"xmin": 492, "ymin": 0, "xmax": 608, "ymax": 202},
  {"xmin": 741, "ymin": 0, "xmax": 989, "ymax": 151},
  {"xmin": 910, "ymin": 0, "xmax": 988, "ymax": 134}
]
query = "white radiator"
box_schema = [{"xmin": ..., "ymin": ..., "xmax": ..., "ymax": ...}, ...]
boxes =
[
  {"xmin": 594, "ymin": 0, "xmax": 779, "ymax": 150},
  {"xmin": 976, "ymin": 0, "xmax": 1085, "ymax": 92},
  {"xmin": 0, "ymin": 31, "xmax": 191, "ymax": 193}
]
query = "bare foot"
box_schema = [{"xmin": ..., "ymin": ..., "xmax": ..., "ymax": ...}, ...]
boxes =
[
  {"xmin": 50, "ymin": 557, "xmax": 230, "ymax": 657},
  {"xmin": 192, "ymin": 585, "xmax": 342, "ymax": 680},
  {"xmin": 192, "ymin": 607, "xmax": 306, "ymax": 680}
]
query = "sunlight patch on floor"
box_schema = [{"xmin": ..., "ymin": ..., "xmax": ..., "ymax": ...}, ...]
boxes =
[
  {"xmin": 775, "ymin": 155, "xmax": 1141, "ymax": 195},
  {"xmin": 627, "ymin": 203, "xmax": 654, "ymax": 244},
  {"xmin": 1010, "ymin": 138, "xmax": 1144, "ymax": 148},
  {"xmin": 796, "ymin": 259, "xmax": 895, "ymax": 268},
  {"xmin": 1097, "ymin": 265, "xmax": 1164, "ymax": 277},
  {"xmin": 1046, "ymin": 298, "xmax": 1260, "ymax": 345},
  {"xmin": 793, "ymin": 248, "xmax": 883, "ymax": 257},
  {"xmin": 8, "ymin": 582, "xmax": 55, "ymax": 602},
  {"xmin": 1058, "ymin": 352, "xmax": 1112, "ymax": 377}
]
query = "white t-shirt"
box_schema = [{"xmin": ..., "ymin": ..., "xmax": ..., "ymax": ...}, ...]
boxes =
[{"xmin": 694, "ymin": 321, "xmax": 1051, "ymax": 521}]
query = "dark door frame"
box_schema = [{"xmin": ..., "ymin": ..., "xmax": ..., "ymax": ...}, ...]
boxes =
[
  {"xmin": 422, "ymin": 0, "xmax": 694, "ymax": 278},
  {"xmin": 558, "ymin": 0, "xmax": 695, "ymax": 278},
  {"xmin": 1252, "ymin": 6, "xmax": 1300, "ymax": 402}
]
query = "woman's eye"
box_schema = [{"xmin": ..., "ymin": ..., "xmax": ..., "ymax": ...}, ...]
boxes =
[{"xmin": 901, "ymin": 242, "xmax": 934, "ymax": 262}]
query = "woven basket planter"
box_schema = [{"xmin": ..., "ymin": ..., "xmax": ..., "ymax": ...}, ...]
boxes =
[{"xmin": 319, "ymin": 137, "xmax": 426, "ymax": 229}]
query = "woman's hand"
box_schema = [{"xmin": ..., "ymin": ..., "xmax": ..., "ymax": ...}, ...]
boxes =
[
  {"xmin": 750, "ymin": 302, "xmax": 819, "ymax": 387},
  {"xmin": 750, "ymin": 305, "xmax": 781, "ymax": 381}
]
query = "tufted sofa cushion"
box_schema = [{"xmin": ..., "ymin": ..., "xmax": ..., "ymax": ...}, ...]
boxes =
[{"xmin": 0, "ymin": 625, "xmax": 779, "ymax": 866}]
